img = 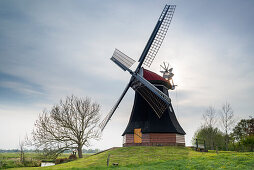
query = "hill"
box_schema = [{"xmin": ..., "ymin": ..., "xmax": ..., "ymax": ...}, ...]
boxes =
[{"xmin": 13, "ymin": 146, "xmax": 254, "ymax": 169}]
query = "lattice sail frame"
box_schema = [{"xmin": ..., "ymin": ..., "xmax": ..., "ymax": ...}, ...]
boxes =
[
  {"xmin": 111, "ymin": 49, "xmax": 136, "ymax": 71},
  {"xmin": 131, "ymin": 78, "xmax": 168, "ymax": 118},
  {"xmin": 143, "ymin": 5, "xmax": 176, "ymax": 67}
]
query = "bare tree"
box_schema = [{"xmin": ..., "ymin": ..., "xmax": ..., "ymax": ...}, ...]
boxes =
[
  {"xmin": 32, "ymin": 95, "xmax": 101, "ymax": 158},
  {"xmin": 202, "ymin": 106, "xmax": 217, "ymax": 149},
  {"xmin": 203, "ymin": 106, "xmax": 217, "ymax": 127},
  {"xmin": 19, "ymin": 139, "xmax": 25, "ymax": 163},
  {"xmin": 220, "ymin": 102, "xmax": 235, "ymax": 150}
]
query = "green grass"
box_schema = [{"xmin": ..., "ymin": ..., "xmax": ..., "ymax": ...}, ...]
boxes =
[
  {"xmin": 0, "ymin": 152, "xmax": 90, "ymax": 169},
  {"xmin": 0, "ymin": 152, "xmax": 42, "ymax": 169},
  {"xmin": 0, "ymin": 152, "xmax": 71, "ymax": 160},
  {"xmin": 9, "ymin": 146, "xmax": 254, "ymax": 170}
]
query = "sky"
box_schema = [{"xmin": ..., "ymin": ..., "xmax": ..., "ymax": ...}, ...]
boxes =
[{"xmin": 0, "ymin": 0, "xmax": 253, "ymax": 150}]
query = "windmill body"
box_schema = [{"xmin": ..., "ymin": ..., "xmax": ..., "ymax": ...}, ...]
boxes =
[
  {"xmin": 123, "ymin": 69, "xmax": 185, "ymax": 146},
  {"xmin": 99, "ymin": 4, "xmax": 186, "ymax": 147}
]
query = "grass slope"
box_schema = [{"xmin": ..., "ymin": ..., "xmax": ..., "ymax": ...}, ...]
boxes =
[{"xmin": 14, "ymin": 146, "xmax": 254, "ymax": 170}]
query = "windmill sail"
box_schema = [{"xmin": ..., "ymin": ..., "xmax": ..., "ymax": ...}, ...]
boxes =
[
  {"xmin": 99, "ymin": 81, "xmax": 131, "ymax": 131},
  {"xmin": 133, "ymin": 73, "xmax": 171, "ymax": 104},
  {"xmin": 136, "ymin": 5, "xmax": 176, "ymax": 71},
  {"xmin": 142, "ymin": 5, "xmax": 176, "ymax": 67},
  {"xmin": 131, "ymin": 79, "xmax": 168, "ymax": 118},
  {"xmin": 111, "ymin": 49, "xmax": 135, "ymax": 71}
]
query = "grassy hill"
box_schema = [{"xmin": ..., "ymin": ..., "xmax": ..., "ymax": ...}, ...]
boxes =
[{"xmin": 13, "ymin": 146, "xmax": 254, "ymax": 170}]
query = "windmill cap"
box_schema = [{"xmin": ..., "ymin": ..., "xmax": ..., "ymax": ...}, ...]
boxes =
[{"xmin": 143, "ymin": 69, "xmax": 172, "ymax": 89}]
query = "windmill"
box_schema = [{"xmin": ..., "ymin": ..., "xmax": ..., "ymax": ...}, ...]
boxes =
[{"xmin": 100, "ymin": 4, "xmax": 185, "ymax": 146}]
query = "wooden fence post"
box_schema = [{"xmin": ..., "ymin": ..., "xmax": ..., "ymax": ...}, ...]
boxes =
[
  {"xmin": 196, "ymin": 138, "xmax": 198, "ymax": 151},
  {"xmin": 107, "ymin": 154, "xmax": 110, "ymax": 167},
  {"xmin": 204, "ymin": 140, "xmax": 206, "ymax": 151}
]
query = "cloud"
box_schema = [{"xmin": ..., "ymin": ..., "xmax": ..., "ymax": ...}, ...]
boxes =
[{"xmin": 0, "ymin": 80, "xmax": 43, "ymax": 96}]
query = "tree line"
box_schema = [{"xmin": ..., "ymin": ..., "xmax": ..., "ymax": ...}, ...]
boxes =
[{"xmin": 193, "ymin": 102, "xmax": 254, "ymax": 151}]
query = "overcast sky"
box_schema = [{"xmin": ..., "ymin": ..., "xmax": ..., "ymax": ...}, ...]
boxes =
[{"xmin": 0, "ymin": 0, "xmax": 253, "ymax": 150}]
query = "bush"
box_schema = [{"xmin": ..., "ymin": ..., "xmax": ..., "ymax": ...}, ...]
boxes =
[
  {"xmin": 242, "ymin": 135, "xmax": 254, "ymax": 151},
  {"xmin": 68, "ymin": 154, "xmax": 77, "ymax": 160},
  {"xmin": 0, "ymin": 159, "xmax": 41, "ymax": 169},
  {"xmin": 55, "ymin": 154, "xmax": 78, "ymax": 164},
  {"xmin": 192, "ymin": 126, "xmax": 225, "ymax": 150},
  {"xmin": 55, "ymin": 158, "xmax": 68, "ymax": 164},
  {"xmin": 24, "ymin": 160, "xmax": 41, "ymax": 167}
]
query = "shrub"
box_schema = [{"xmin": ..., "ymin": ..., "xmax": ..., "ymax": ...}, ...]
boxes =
[
  {"xmin": 242, "ymin": 135, "xmax": 254, "ymax": 151},
  {"xmin": 68, "ymin": 154, "xmax": 77, "ymax": 160},
  {"xmin": 55, "ymin": 158, "xmax": 68, "ymax": 164},
  {"xmin": 0, "ymin": 159, "xmax": 41, "ymax": 169},
  {"xmin": 24, "ymin": 160, "xmax": 41, "ymax": 167}
]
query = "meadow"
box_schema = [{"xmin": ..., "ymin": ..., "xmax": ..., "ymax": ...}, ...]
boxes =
[
  {"xmin": 6, "ymin": 146, "xmax": 254, "ymax": 170},
  {"xmin": 0, "ymin": 152, "xmax": 89, "ymax": 169}
]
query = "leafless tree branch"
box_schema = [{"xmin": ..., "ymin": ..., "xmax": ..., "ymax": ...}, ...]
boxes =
[{"xmin": 203, "ymin": 106, "xmax": 217, "ymax": 127}]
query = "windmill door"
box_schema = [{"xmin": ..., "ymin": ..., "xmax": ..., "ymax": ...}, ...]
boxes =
[{"xmin": 134, "ymin": 128, "xmax": 142, "ymax": 143}]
